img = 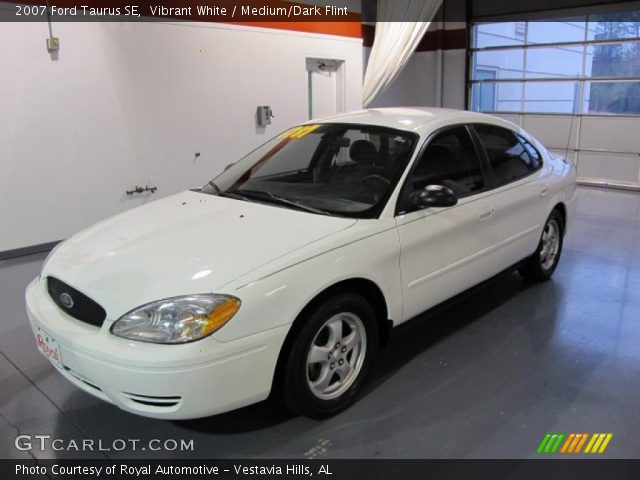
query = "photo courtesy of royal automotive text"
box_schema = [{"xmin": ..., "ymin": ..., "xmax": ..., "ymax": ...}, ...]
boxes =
[{"xmin": 1, "ymin": 0, "xmax": 640, "ymax": 478}]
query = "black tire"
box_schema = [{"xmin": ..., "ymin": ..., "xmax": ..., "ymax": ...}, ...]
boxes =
[
  {"xmin": 282, "ymin": 292, "xmax": 378, "ymax": 419},
  {"xmin": 519, "ymin": 209, "xmax": 564, "ymax": 282}
]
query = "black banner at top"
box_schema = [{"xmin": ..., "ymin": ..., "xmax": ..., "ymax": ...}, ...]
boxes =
[
  {"xmin": 1, "ymin": 0, "xmax": 639, "ymax": 23},
  {"xmin": 3, "ymin": 0, "xmax": 363, "ymax": 22}
]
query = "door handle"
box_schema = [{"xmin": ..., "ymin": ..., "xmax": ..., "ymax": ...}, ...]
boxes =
[
  {"xmin": 540, "ymin": 184, "xmax": 550, "ymax": 197},
  {"xmin": 478, "ymin": 208, "xmax": 495, "ymax": 221}
]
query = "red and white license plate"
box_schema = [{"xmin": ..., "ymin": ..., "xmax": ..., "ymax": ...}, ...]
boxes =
[{"xmin": 34, "ymin": 324, "xmax": 63, "ymax": 368}]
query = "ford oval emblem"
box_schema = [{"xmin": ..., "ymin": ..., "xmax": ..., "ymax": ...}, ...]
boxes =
[{"xmin": 59, "ymin": 292, "xmax": 74, "ymax": 309}]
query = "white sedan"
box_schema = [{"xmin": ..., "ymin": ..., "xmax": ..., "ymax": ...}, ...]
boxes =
[{"xmin": 25, "ymin": 108, "xmax": 577, "ymax": 419}]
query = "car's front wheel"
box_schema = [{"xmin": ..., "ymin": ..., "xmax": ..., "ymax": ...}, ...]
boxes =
[
  {"xmin": 519, "ymin": 209, "xmax": 564, "ymax": 281},
  {"xmin": 282, "ymin": 293, "xmax": 378, "ymax": 418}
]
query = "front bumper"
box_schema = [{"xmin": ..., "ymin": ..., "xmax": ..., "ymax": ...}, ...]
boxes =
[{"xmin": 25, "ymin": 277, "xmax": 289, "ymax": 419}]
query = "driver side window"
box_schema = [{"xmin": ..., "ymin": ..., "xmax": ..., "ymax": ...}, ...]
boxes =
[{"xmin": 410, "ymin": 127, "xmax": 485, "ymax": 197}]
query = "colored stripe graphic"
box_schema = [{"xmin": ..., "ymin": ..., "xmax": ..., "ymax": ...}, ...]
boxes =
[
  {"xmin": 537, "ymin": 433, "xmax": 565, "ymax": 453},
  {"xmin": 550, "ymin": 434, "xmax": 565, "ymax": 453},
  {"xmin": 539, "ymin": 433, "xmax": 613, "ymax": 454},
  {"xmin": 568, "ymin": 433, "xmax": 583, "ymax": 453},
  {"xmin": 537, "ymin": 434, "xmax": 552, "ymax": 453},
  {"xmin": 545, "ymin": 434, "xmax": 558, "ymax": 453},
  {"xmin": 598, "ymin": 434, "xmax": 614, "ymax": 453},
  {"xmin": 560, "ymin": 433, "xmax": 575, "ymax": 453},
  {"xmin": 584, "ymin": 433, "xmax": 614, "ymax": 454},
  {"xmin": 575, "ymin": 433, "xmax": 589, "ymax": 453},
  {"xmin": 584, "ymin": 433, "xmax": 598, "ymax": 453}
]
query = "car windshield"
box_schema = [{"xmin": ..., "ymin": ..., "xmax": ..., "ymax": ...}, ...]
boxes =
[{"xmin": 201, "ymin": 123, "xmax": 418, "ymax": 218}]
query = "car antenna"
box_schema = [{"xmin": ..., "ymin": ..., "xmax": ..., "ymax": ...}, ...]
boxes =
[{"xmin": 563, "ymin": 107, "xmax": 576, "ymax": 165}]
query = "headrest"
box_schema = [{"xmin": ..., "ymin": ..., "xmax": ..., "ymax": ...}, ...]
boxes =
[{"xmin": 349, "ymin": 140, "xmax": 378, "ymax": 163}]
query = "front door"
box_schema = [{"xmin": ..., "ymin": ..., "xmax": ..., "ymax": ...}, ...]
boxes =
[{"xmin": 396, "ymin": 126, "xmax": 498, "ymax": 321}]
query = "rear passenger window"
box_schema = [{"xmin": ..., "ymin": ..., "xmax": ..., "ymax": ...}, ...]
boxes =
[
  {"xmin": 411, "ymin": 127, "xmax": 484, "ymax": 197},
  {"xmin": 517, "ymin": 135, "xmax": 543, "ymax": 170},
  {"xmin": 474, "ymin": 125, "xmax": 540, "ymax": 186}
]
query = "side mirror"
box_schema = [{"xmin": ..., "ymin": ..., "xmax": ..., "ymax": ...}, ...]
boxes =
[{"xmin": 412, "ymin": 184, "xmax": 458, "ymax": 208}]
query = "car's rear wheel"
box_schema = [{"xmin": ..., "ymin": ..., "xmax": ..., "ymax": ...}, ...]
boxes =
[
  {"xmin": 519, "ymin": 209, "xmax": 564, "ymax": 281},
  {"xmin": 282, "ymin": 293, "xmax": 378, "ymax": 418}
]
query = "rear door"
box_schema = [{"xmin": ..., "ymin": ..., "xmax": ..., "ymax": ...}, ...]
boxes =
[{"xmin": 470, "ymin": 124, "xmax": 549, "ymax": 271}]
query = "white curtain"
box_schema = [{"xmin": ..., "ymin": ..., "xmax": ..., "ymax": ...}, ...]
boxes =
[{"xmin": 362, "ymin": 0, "xmax": 443, "ymax": 107}]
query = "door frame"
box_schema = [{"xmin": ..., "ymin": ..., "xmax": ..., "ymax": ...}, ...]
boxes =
[{"xmin": 306, "ymin": 57, "xmax": 346, "ymax": 120}]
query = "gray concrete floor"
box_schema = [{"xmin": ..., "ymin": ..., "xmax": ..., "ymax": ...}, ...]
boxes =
[{"xmin": 1, "ymin": 186, "xmax": 639, "ymax": 459}]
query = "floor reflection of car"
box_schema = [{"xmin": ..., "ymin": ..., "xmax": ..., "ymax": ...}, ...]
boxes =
[{"xmin": 25, "ymin": 108, "xmax": 577, "ymax": 419}]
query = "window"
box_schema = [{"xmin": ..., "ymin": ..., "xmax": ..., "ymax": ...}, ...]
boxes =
[
  {"xmin": 527, "ymin": 18, "xmax": 587, "ymax": 44},
  {"xmin": 470, "ymin": 11, "xmax": 640, "ymax": 115},
  {"xmin": 583, "ymin": 81, "xmax": 640, "ymax": 114},
  {"xmin": 474, "ymin": 125, "xmax": 540, "ymax": 185},
  {"xmin": 410, "ymin": 127, "xmax": 485, "ymax": 197},
  {"xmin": 588, "ymin": 13, "xmax": 640, "ymax": 41},
  {"xmin": 518, "ymin": 135, "xmax": 543, "ymax": 170},
  {"xmin": 472, "ymin": 49, "xmax": 524, "ymax": 79},
  {"xmin": 523, "ymin": 81, "xmax": 579, "ymax": 113},
  {"xmin": 471, "ymin": 70, "xmax": 497, "ymax": 111},
  {"xmin": 203, "ymin": 124, "xmax": 417, "ymax": 219},
  {"xmin": 525, "ymin": 46, "xmax": 584, "ymax": 79},
  {"xmin": 473, "ymin": 23, "xmax": 525, "ymax": 48},
  {"xmin": 585, "ymin": 41, "xmax": 640, "ymax": 78}
]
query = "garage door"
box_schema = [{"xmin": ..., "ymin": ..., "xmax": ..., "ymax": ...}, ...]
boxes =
[
  {"xmin": 495, "ymin": 114, "xmax": 640, "ymax": 189},
  {"xmin": 468, "ymin": 7, "xmax": 640, "ymax": 190}
]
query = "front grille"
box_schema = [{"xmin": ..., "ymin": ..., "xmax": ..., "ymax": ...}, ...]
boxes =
[{"xmin": 47, "ymin": 276, "xmax": 107, "ymax": 327}]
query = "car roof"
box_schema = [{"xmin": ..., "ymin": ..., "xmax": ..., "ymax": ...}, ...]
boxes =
[{"xmin": 311, "ymin": 107, "xmax": 520, "ymax": 137}]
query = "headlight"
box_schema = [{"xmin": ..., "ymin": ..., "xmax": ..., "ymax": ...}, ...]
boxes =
[{"xmin": 111, "ymin": 294, "xmax": 241, "ymax": 344}]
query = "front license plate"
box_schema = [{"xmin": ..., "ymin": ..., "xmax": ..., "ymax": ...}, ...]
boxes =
[{"xmin": 34, "ymin": 324, "xmax": 63, "ymax": 368}]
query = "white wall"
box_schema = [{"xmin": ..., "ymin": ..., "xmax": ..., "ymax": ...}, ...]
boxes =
[
  {"xmin": 366, "ymin": 49, "xmax": 438, "ymax": 107},
  {"xmin": 365, "ymin": 22, "xmax": 467, "ymax": 110},
  {"xmin": 365, "ymin": 48, "xmax": 466, "ymax": 110},
  {"xmin": 0, "ymin": 22, "xmax": 363, "ymax": 251}
]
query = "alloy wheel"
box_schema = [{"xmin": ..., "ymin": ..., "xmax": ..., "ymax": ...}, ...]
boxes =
[
  {"xmin": 306, "ymin": 312, "xmax": 367, "ymax": 400},
  {"xmin": 540, "ymin": 218, "xmax": 560, "ymax": 270}
]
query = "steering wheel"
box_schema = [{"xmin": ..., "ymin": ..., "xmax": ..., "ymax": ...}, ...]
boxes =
[{"xmin": 361, "ymin": 174, "xmax": 391, "ymax": 187}]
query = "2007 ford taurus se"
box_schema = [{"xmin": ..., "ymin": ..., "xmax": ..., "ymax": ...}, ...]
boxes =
[{"xmin": 26, "ymin": 108, "xmax": 577, "ymax": 419}]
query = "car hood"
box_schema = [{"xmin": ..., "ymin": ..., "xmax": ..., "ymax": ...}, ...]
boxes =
[{"xmin": 42, "ymin": 191, "xmax": 357, "ymax": 318}]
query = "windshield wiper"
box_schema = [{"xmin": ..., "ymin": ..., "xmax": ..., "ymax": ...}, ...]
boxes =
[
  {"xmin": 204, "ymin": 181, "xmax": 251, "ymax": 202},
  {"xmin": 218, "ymin": 190, "xmax": 250, "ymax": 201},
  {"xmin": 227, "ymin": 189, "xmax": 330, "ymax": 216},
  {"xmin": 205, "ymin": 182, "xmax": 249, "ymax": 201}
]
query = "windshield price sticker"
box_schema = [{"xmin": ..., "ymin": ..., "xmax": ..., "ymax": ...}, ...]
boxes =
[{"xmin": 279, "ymin": 125, "xmax": 320, "ymax": 140}]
